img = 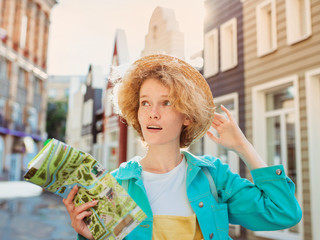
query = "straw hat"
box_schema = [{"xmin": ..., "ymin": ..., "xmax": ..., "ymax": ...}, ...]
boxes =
[{"xmin": 132, "ymin": 54, "xmax": 215, "ymax": 143}]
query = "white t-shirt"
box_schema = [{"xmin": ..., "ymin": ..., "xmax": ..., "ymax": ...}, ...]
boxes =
[{"xmin": 141, "ymin": 157, "xmax": 194, "ymax": 216}]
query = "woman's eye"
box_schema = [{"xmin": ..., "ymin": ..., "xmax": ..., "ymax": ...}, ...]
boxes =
[
  {"xmin": 163, "ymin": 100, "xmax": 171, "ymax": 106},
  {"xmin": 141, "ymin": 101, "xmax": 149, "ymax": 106}
]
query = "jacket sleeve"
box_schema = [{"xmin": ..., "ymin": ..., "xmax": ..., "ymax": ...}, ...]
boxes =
[
  {"xmin": 77, "ymin": 234, "xmax": 88, "ymax": 240},
  {"xmin": 213, "ymin": 159, "xmax": 302, "ymax": 231}
]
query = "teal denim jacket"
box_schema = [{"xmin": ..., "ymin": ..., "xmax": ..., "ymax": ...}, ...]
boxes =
[{"xmin": 78, "ymin": 151, "xmax": 302, "ymax": 240}]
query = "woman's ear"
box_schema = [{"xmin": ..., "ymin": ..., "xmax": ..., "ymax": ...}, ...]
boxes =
[{"xmin": 183, "ymin": 116, "xmax": 192, "ymax": 126}]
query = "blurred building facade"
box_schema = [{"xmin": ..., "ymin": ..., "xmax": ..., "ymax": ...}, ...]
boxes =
[
  {"xmin": 141, "ymin": 6, "xmax": 185, "ymax": 59},
  {"xmin": 65, "ymin": 76, "xmax": 86, "ymax": 150},
  {"xmin": 47, "ymin": 75, "xmax": 85, "ymax": 142},
  {"xmin": 102, "ymin": 29, "xmax": 130, "ymax": 171},
  {"xmin": 80, "ymin": 65, "xmax": 104, "ymax": 155},
  {"xmin": 0, "ymin": 0, "xmax": 57, "ymax": 180},
  {"xmin": 47, "ymin": 75, "xmax": 85, "ymax": 101},
  {"xmin": 65, "ymin": 65, "xmax": 105, "ymax": 155},
  {"xmin": 51, "ymin": 2, "xmax": 319, "ymax": 239},
  {"xmin": 203, "ymin": 0, "xmax": 319, "ymax": 239},
  {"xmin": 242, "ymin": 1, "xmax": 319, "ymax": 239}
]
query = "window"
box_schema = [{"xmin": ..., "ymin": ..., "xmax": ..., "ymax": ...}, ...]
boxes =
[
  {"xmin": 18, "ymin": 68, "xmax": 25, "ymax": 87},
  {"xmin": 252, "ymin": 76, "xmax": 303, "ymax": 239},
  {"xmin": 0, "ymin": 98, "xmax": 5, "ymax": 122},
  {"xmin": 256, "ymin": 0, "xmax": 277, "ymax": 56},
  {"xmin": 152, "ymin": 25, "xmax": 158, "ymax": 40},
  {"xmin": 83, "ymin": 99, "xmax": 93, "ymax": 125},
  {"xmin": 11, "ymin": 102, "xmax": 23, "ymax": 126},
  {"xmin": 220, "ymin": 18, "xmax": 238, "ymax": 72},
  {"xmin": 27, "ymin": 107, "xmax": 38, "ymax": 132},
  {"xmin": 0, "ymin": 57, "xmax": 7, "ymax": 80},
  {"xmin": 34, "ymin": 77, "xmax": 41, "ymax": 94},
  {"xmin": 0, "ymin": 98, "xmax": 5, "ymax": 112},
  {"xmin": 204, "ymin": 28, "xmax": 218, "ymax": 77},
  {"xmin": 265, "ymin": 86, "xmax": 296, "ymax": 178},
  {"xmin": 305, "ymin": 68, "xmax": 320, "ymax": 239},
  {"xmin": 203, "ymin": 93, "xmax": 240, "ymax": 238},
  {"xmin": 286, "ymin": 0, "xmax": 311, "ymax": 45},
  {"xmin": 204, "ymin": 93, "xmax": 240, "ymax": 174}
]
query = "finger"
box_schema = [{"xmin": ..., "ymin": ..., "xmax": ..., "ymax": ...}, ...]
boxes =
[
  {"xmin": 75, "ymin": 200, "xmax": 99, "ymax": 214},
  {"xmin": 207, "ymin": 131, "xmax": 220, "ymax": 144},
  {"xmin": 212, "ymin": 118, "xmax": 220, "ymax": 126},
  {"xmin": 213, "ymin": 112, "xmax": 227, "ymax": 124},
  {"xmin": 64, "ymin": 185, "xmax": 79, "ymax": 205},
  {"xmin": 221, "ymin": 105, "xmax": 234, "ymax": 121},
  {"xmin": 213, "ymin": 113, "xmax": 226, "ymax": 124},
  {"xmin": 211, "ymin": 122, "xmax": 219, "ymax": 130},
  {"xmin": 76, "ymin": 210, "xmax": 93, "ymax": 221}
]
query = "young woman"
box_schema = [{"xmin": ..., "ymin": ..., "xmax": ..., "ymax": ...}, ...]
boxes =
[{"xmin": 63, "ymin": 54, "xmax": 302, "ymax": 240}]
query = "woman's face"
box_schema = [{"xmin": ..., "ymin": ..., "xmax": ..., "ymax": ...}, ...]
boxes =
[{"xmin": 138, "ymin": 78, "xmax": 190, "ymax": 147}]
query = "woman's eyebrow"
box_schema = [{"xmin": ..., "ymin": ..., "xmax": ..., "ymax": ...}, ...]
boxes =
[{"xmin": 139, "ymin": 94, "xmax": 169, "ymax": 98}]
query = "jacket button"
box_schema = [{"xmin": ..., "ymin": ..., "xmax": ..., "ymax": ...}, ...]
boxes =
[
  {"xmin": 198, "ymin": 201, "xmax": 204, "ymax": 208},
  {"xmin": 276, "ymin": 169, "xmax": 282, "ymax": 175},
  {"xmin": 209, "ymin": 233, "xmax": 214, "ymax": 239}
]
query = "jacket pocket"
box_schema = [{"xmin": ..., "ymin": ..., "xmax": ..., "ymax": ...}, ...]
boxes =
[{"xmin": 212, "ymin": 203, "xmax": 229, "ymax": 239}]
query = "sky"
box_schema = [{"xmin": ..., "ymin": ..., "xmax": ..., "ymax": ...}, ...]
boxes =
[{"xmin": 47, "ymin": 0, "xmax": 205, "ymax": 76}]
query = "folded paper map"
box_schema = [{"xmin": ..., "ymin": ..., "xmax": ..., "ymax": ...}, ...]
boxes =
[{"xmin": 24, "ymin": 138, "xmax": 146, "ymax": 240}]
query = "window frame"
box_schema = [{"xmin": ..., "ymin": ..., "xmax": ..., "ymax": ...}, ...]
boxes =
[
  {"xmin": 220, "ymin": 18, "xmax": 238, "ymax": 72},
  {"xmin": 252, "ymin": 75, "xmax": 303, "ymax": 239},
  {"xmin": 285, "ymin": 0, "xmax": 312, "ymax": 45},
  {"xmin": 204, "ymin": 28, "xmax": 219, "ymax": 77},
  {"xmin": 256, "ymin": 0, "xmax": 277, "ymax": 57},
  {"xmin": 27, "ymin": 107, "xmax": 38, "ymax": 132},
  {"xmin": 305, "ymin": 68, "xmax": 320, "ymax": 240}
]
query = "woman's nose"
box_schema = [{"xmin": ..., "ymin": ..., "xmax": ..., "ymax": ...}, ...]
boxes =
[{"xmin": 149, "ymin": 107, "xmax": 160, "ymax": 119}]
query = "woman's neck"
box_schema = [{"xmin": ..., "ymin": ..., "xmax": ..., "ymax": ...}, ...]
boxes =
[{"xmin": 140, "ymin": 144, "xmax": 183, "ymax": 173}]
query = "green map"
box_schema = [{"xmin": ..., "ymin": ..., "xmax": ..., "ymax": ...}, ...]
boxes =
[{"xmin": 24, "ymin": 139, "xmax": 147, "ymax": 240}]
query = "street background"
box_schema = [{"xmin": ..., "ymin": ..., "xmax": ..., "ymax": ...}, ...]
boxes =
[
  {"xmin": 0, "ymin": 0, "xmax": 319, "ymax": 239},
  {"xmin": 0, "ymin": 180, "xmax": 75, "ymax": 240}
]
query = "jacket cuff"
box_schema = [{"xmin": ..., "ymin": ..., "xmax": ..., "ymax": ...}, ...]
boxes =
[{"xmin": 250, "ymin": 165, "xmax": 286, "ymax": 184}]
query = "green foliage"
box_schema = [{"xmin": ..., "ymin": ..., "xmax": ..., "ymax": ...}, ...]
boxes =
[{"xmin": 46, "ymin": 101, "xmax": 68, "ymax": 141}]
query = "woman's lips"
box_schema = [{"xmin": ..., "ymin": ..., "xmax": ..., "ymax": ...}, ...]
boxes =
[{"xmin": 147, "ymin": 125, "xmax": 163, "ymax": 131}]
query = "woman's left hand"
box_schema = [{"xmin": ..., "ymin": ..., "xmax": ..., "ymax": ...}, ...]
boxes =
[
  {"xmin": 207, "ymin": 105, "xmax": 249, "ymax": 153},
  {"xmin": 207, "ymin": 105, "xmax": 267, "ymax": 170}
]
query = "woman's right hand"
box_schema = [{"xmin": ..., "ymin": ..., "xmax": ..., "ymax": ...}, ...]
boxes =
[{"xmin": 63, "ymin": 185, "xmax": 98, "ymax": 240}]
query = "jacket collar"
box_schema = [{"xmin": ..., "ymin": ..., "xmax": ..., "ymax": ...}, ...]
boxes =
[
  {"xmin": 182, "ymin": 151, "xmax": 216, "ymax": 169},
  {"xmin": 115, "ymin": 156, "xmax": 143, "ymax": 180},
  {"xmin": 182, "ymin": 151, "xmax": 216, "ymax": 189},
  {"xmin": 115, "ymin": 151, "xmax": 216, "ymax": 181}
]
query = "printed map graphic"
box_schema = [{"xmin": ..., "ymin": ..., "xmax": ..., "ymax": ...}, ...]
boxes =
[{"xmin": 24, "ymin": 139, "xmax": 146, "ymax": 240}]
